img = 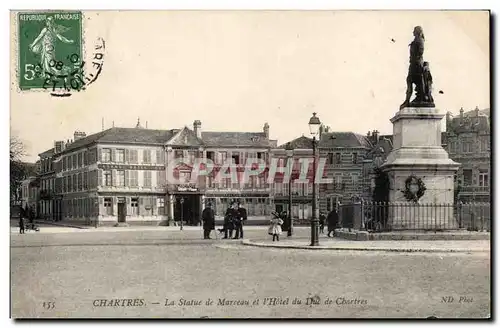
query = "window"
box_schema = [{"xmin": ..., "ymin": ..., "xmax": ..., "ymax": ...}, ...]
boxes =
[
  {"xmin": 335, "ymin": 153, "xmax": 341, "ymax": 164},
  {"xmin": 72, "ymin": 175, "xmax": 77, "ymax": 192},
  {"xmin": 232, "ymin": 154, "xmax": 240, "ymax": 165},
  {"xmin": 334, "ymin": 174, "xmax": 342, "ymax": 189},
  {"xmin": 207, "ymin": 151, "xmax": 215, "ymax": 161},
  {"xmin": 328, "ymin": 153, "xmax": 334, "ymax": 165},
  {"xmin": 102, "ymin": 149, "xmax": 111, "ymax": 162},
  {"xmin": 83, "ymin": 172, "xmax": 88, "ymax": 190},
  {"xmin": 178, "ymin": 171, "xmax": 191, "ymax": 184},
  {"xmin": 186, "ymin": 151, "xmax": 195, "ymax": 164},
  {"xmin": 72, "ymin": 154, "xmax": 77, "ymax": 168},
  {"xmin": 129, "ymin": 170, "xmax": 138, "ymax": 187},
  {"xmin": 174, "ymin": 150, "xmax": 183, "ymax": 159},
  {"xmin": 104, "ymin": 170, "xmax": 112, "ymax": 186},
  {"xmin": 78, "ymin": 173, "xmax": 83, "ymax": 191},
  {"xmin": 131, "ymin": 197, "xmax": 139, "ymax": 216},
  {"xmin": 143, "ymin": 171, "xmax": 152, "ymax": 187},
  {"xmin": 275, "ymin": 183, "xmax": 283, "ymax": 194},
  {"xmin": 463, "ymin": 169, "xmax": 472, "ymax": 185},
  {"xmin": 104, "ymin": 197, "xmax": 113, "ymax": 215},
  {"xmin": 257, "ymin": 152, "xmax": 264, "ymax": 160},
  {"xmin": 62, "ymin": 157, "xmax": 67, "ymax": 171},
  {"xmin": 116, "ymin": 149, "xmax": 125, "ymax": 163},
  {"xmin": 352, "ymin": 153, "xmax": 358, "ymax": 164},
  {"xmin": 220, "ymin": 152, "xmax": 227, "ymax": 165},
  {"xmin": 479, "ymin": 171, "xmax": 489, "ymax": 187},
  {"xmin": 351, "ymin": 173, "xmax": 359, "ymax": 186},
  {"xmin": 481, "ymin": 138, "xmax": 489, "ymax": 152},
  {"xmin": 157, "ymin": 197, "xmax": 165, "ymax": 215},
  {"xmin": 116, "ymin": 170, "xmax": 125, "ymax": 187},
  {"xmin": 130, "ymin": 149, "xmax": 138, "ymax": 163},
  {"xmin": 143, "ymin": 150, "xmax": 151, "ymax": 163},
  {"xmin": 77, "ymin": 153, "xmax": 82, "ymax": 167}
]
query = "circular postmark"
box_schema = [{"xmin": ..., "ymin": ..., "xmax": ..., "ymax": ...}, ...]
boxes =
[{"xmin": 41, "ymin": 37, "xmax": 105, "ymax": 97}]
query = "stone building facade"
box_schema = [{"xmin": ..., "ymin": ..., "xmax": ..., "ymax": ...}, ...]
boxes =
[
  {"xmin": 444, "ymin": 107, "xmax": 490, "ymax": 202},
  {"xmin": 38, "ymin": 120, "xmax": 276, "ymax": 225},
  {"xmin": 165, "ymin": 121, "xmax": 276, "ymax": 222}
]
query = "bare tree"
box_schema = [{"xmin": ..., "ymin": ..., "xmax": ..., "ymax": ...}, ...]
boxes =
[
  {"xmin": 10, "ymin": 136, "xmax": 26, "ymax": 162},
  {"xmin": 10, "ymin": 136, "xmax": 28, "ymax": 202}
]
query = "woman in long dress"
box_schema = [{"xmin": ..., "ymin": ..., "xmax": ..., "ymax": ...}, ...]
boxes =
[{"xmin": 29, "ymin": 16, "xmax": 74, "ymax": 78}]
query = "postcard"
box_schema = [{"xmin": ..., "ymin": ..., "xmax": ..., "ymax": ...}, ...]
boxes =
[{"xmin": 10, "ymin": 10, "xmax": 490, "ymax": 319}]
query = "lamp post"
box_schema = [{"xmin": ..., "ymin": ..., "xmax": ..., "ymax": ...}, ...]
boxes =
[
  {"xmin": 308, "ymin": 112, "xmax": 321, "ymax": 246},
  {"xmin": 180, "ymin": 197, "xmax": 184, "ymax": 231},
  {"xmin": 285, "ymin": 142, "xmax": 294, "ymax": 237}
]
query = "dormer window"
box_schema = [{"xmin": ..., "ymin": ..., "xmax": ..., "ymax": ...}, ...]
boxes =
[{"xmin": 251, "ymin": 137, "xmax": 259, "ymax": 142}]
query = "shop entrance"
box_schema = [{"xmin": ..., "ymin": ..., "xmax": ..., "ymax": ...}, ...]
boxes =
[
  {"xmin": 117, "ymin": 197, "xmax": 127, "ymax": 223},
  {"xmin": 174, "ymin": 195, "xmax": 201, "ymax": 226}
]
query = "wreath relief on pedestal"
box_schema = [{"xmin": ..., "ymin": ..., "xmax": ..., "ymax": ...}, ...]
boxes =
[{"xmin": 402, "ymin": 175, "xmax": 426, "ymax": 202}]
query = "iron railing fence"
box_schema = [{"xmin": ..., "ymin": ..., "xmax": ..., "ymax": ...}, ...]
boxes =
[{"xmin": 338, "ymin": 201, "xmax": 490, "ymax": 232}]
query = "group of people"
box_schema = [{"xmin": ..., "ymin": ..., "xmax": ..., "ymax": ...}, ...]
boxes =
[
  {"xmin": 319, "ymin": 209, "xmax": 340, "ymax": 238},
  {"xmin": 200, "ymin": 201, "xmax": 341, "ymax": 241},
  {"xmin": 201, "ymin": 201, "xmax": 247, "ymax": 240},
  {"xmin": 18, "ymin": 206, "xmax": 38, "ymax": 234}
]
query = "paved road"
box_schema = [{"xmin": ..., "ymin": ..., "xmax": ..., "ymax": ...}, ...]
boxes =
[{"xmin": 10, "ymin": 229, "xmax": 490, "ymax": 319}]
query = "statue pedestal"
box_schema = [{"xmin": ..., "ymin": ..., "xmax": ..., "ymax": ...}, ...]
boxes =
[{"xmin": 381, "ymin": 107, "xmax": 460, "ymax": 230}]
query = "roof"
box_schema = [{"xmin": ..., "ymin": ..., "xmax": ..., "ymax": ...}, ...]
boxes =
[
  {"xmin": 38, "ymin": 148, "xmax": 55, "ymax": 157},
  {"xmin": 318, "ymin": 132, "xmax": 372, "ymax": 149},
  {"xmin": 62, "ymin": 127, "xmax": 179, "ymax": 154},
  {"xmin": 278, "ymin": 136, "xmax": 313, "ymax": 149},
  {"xmin": 367, "ymin": 136, "xmax": 393, "ymax": 158},
  {"xmin": 463, "ymin": 108, "xmax": 490, "ymax": 117},
  {"xmin": 201, "ymin": 131, "xmax": 270, "ymax": 147},
  {"xmin": 447, "ymin": 109, "xmax": 490, "ymax": 135}
]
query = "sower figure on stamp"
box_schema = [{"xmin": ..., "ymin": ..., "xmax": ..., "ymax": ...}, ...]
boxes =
[
  {"xmin": 400, "ymin": 26, "xmax": 435, "ymax": 109},
  {"xmin": 29, "ymin": 16, "xmax": 75, "ymax": 79},
  {"xmin": 202, "ymin": 202, "xmax": 215, "ymax": 240}
]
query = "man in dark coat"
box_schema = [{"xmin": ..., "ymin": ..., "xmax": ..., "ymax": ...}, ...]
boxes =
[
  {"xmin": 327, "ymin": 209, "xmax": 339, "ymax": 238},
  {"xmin": 319, "ymin": 212, "xmax": 326, "ymax": 234},
  {"xmin": 19, "ymin": 210, "xmax": 25, "ymax": 234},
  {"xmin": 223, "ymin": 204, "xmax": 236, "ymax": 239},
  {"xmin": 234, "ymin": 202, "xmax": 248, "ymax": 239},
  {"xmin": 201, "ymin": 203, "xmax": 215, "ymax": 239}
]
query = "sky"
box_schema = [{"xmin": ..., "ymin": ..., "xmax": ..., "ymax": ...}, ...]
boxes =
[{"xmin": 10, "ymin": 10, "xmax": 490, "ymax": 162}]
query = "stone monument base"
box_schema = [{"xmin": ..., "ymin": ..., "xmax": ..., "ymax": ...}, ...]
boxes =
[{"xmin": 381, "ymin": 107, "xmax": 460, "ymax": 230}]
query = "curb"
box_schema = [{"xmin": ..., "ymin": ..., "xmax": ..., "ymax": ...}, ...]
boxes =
[
  {"xmin": 34, "ymin": 220, "xmax": 90, "ymax": 230},
  {"xmin": 241, "ymin": 240, "xmax": 489, "ymax": 253}
]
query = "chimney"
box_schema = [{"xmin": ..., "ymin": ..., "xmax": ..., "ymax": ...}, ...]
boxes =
[
  {"xmin": 54, "ymin": 141, "xmax": 66, "ymax": 153},
  {"xmin": 460, "ymin": 107, "xmax": 464, "ymax": 118},
  {"xmin": 475, "ymin": 106, "xmax": 480, "ymax": 116},
  {"xmin": 372, "ymin": 130, "xmax": 379, "ymax": 143},
  {"xmin": 73, "ymin": 131, "xmax": 86, "ymax": 141},
  {"xmin": 193, "ymin": 120, "xmax": 202, "ymax": 139},
  {"xmin": 263, "ymin": 123, "xmax": 270, "ymax": 139},
  {"xmin": 319, "ymin": 124, "xmax": 324, "ymax": 140}
]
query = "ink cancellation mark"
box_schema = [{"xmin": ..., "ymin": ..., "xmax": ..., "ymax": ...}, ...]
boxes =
[{"xmin": 17, "ymin": 11, "xmax": 105, "ymax": 97}]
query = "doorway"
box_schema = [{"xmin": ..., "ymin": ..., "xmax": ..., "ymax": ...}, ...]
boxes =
[
  {"xmin": 117, "ymin": 199, "xmax": 126, "ymax": 223},
  {"xmin": 174, "ymin": 195, "xmax": 201, "ymax": 225}
]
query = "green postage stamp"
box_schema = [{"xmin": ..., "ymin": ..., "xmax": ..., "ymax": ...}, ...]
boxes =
[{"xmin": 18, "ymin": 11, "xmax": 83, "ymax": 92}]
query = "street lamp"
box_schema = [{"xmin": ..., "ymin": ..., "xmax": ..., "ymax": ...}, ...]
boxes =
[
  {"xmin": 180, "ymin": 197, "xmax": 184, "ymax": 231},
  {"xmin": 308, "ymin": 112, "xmax": 321, "ymax": 246},
  {"xmin": 285, "ymin": 142, "xmax": 294, "ymax": 237}
]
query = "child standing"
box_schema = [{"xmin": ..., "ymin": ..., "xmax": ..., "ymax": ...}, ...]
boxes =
[{"xmin": 268, "ymin": 212, "xmax": 284, "ymax": 242}]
